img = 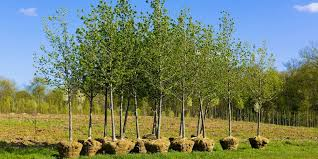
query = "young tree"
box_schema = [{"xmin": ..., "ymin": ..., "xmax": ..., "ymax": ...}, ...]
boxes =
[
  {"xmin": 113, "ymin": 0, "xmax": 137, "ymax": 139},
  {"xmin": 146, "ymin": 0, "xmax": 173, "ymax": 139},
  {"xmin": 171, "ymin": 11, "xmax": 198, "ymax": 138},
  {"xmin": 194, "ymin": 25, "xmax": 220, "ymax": 138},
  {"xmin": 89, "ymin": 0, "xmax": 115, "ymax": 139},
  {"xmin": 216, "ymin": 12, "xmax": 248, "ymax": 137},
  {"xmin": 77, "ymin": 18, "xmax": 101, "ymax": 140},
  {"xmin": 247, "ymin": 43, "xmax": 283, "ymax": 136},
  {"xmin": 35, "ymin": 8, "xmax": 78, "ymax": 142}
]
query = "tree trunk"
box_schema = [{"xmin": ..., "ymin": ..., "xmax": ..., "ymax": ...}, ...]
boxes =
[
  {"xmin": 134, "ymin": 91, "xmax": 140, "ymax": 139},
  {"xmin": 200, "ymin": 106, "xmax": 207, "ymax": 134},
  {"xmin": 103, "ymin": 87, "xmax": 108, "ymax": 138},
  {"xmin": 257, "ymin": 108, "xmax": 261, "ymax": 136},
  {"xmin": 152, "ymin": 101, "xmax": 158, "ymax": 135},
  {"xmin": 110, "ymin": 84, "xmax": 116, "ymax": 141},
  {"xmin": 196, "ymin": 106, "xmax": 202, "ymax": 136},
  {"xmin": 228, "ymin": 85, "xmax": 232, "ymax": 137},
  {"xmin": 156, "ymin": 92, "xmax": 163, "ymax": 139},
  {"xmin": 199, "ymin": 97, "xmax": 205, "ymax": 138},
  {"xmin": 123, "ymin": 96, "xmax": 130, "ymax": 134},
  {"xmin": 120, "ymin": 94, "xmax": 123, "ymax": 139},
  {"xmin": 68, "ymin": 94, "xmax": 72, "ymax": 142},
  {"xmin": 88, "ymin": 95, "xmax": 94, "ymax": 140},
  {"xmin": 181, "ymin": 93, "xmax": 185, "ymax": 138}
]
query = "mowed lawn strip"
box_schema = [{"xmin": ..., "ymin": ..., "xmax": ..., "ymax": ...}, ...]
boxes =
[{"xmin": 0, "ymin": 140, "xmax": 317, "ymax": 159}]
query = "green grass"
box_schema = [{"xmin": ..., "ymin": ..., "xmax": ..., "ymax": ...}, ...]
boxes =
[
  {"xmin": 0, "ymin": 140, "xmax": 317, "ymax": 159},
  {"xmin": 0, "ymin": 146, "xmax": 56, "ymax": 159}
]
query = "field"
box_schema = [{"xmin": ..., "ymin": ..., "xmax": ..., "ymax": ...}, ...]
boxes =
[{"xmin": 0, "ymin": 114, "xmax": 317, "ymax": 158}]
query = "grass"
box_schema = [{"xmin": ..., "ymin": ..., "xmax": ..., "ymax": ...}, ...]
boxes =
[
  {"xmin": 0, "ymin": 140, "xmax": 317, "ymax": 159},
  {"xmin": 0, "ymin": 114, "xmax": 317, "ymax": 158}
]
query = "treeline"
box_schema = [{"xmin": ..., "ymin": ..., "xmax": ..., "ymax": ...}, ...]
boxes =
[{"xmin": 0, "ymin": 76, "xmax": 157, "ymax": 115}]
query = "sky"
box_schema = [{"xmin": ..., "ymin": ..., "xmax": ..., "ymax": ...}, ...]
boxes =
[{"xmin": 1, "ymin": 0, "xmax": 318, "ymax": 88}]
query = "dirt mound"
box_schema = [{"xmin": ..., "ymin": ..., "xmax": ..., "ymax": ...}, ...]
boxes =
[
  {"xmin": 144, "ymin": 138, "xmax": 170, "ymax": 153},
  {"xmin": 142, "ymin": 134, "xmax": 157, "ymax": 140},
  {"xmin": 57, "ymin": 141, "xmax": 83, "ymax": 158},
  {"xmin": 219, "ymin": 136, "xmax": 239, "ymax": 150},
  {"xmin": 103, "ymin": 139, "xmax": 135, "ymax": 154},
  {"xmin": 192, "ymin": 137, "xmax": 214, "ymax": 152},
  {"xmin": 81, "ymin": 139, "xmax": 102, "ymax": 156},
  {"xmin": 169, "ymin": 138, "xmax": 194, "ymax": 152},
  {"xmin": 249, "ymin": 136, "xmax": 269, "ymax": 149},
  {"xmin": 130, "ymin": 139, "xmax": 147, "ymax": 153}
]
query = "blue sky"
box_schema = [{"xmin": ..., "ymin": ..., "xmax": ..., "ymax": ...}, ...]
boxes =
[{"xmin": 1, "ymin": 0, "xmax": 318, "ymax": 88}]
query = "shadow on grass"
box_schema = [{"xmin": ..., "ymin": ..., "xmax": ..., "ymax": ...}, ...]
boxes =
[{"xmin": 0, "ymin": 141, "xmax": 58, "ymax": 158}]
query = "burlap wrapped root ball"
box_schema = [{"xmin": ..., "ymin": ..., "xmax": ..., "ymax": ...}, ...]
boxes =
[
  {"xmin": 57, "ymin": 141, "xmax": 83, "ymax": 158},
  {"xmin": 169, "ymin": 138, "xmax": 195, "ymax": 153},
  {"xmin": 130, "ymin": 139, "xmax": 147, "ymax": 153},
  {"xmin": 81, "ymin": 139, "xmax": 102, "ymax": 156},
  {"xmin": 103, "ymin": 139, "xmax": 135, "ymax": 155},
  {"xmin": 95, "ymin": 137, "xmax": 112, "ymax": 144},
  {"xmin": 142, "ymin": 134, "xmax": 157, "ymax": 140},
  {"xmin": 219, "ymin": 136, "xmax": 239, "ymax": 150},
  {"xmin": 144, "ymin": 138, "xmax": 170, "ymax": 153},
  {"xmin": 249, "ymin": 136, "xmax": 269, "ymax": 149},
  {"xmin": 192, "ymin": 137, "xmax": 214, "ymax": 152}
]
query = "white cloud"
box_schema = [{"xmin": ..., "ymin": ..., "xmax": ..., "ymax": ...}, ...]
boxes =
[
  {"xmin": 19, "ymin": 8, "xmax": 38, "ymax": 16},
  {"xmin": 294, "ymin": 2, "xmax": 318, "ymax": 13}
]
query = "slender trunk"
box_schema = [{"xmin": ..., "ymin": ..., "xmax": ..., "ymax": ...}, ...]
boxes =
[
  {"xmin": 68, "ymin": 94, "xmax": 72, "ymax": 142},
  {"xmin": 88, "ymin": 95, "xmax": 93, "ymax": 140},
  {"xmin": 110, "ymin": 84, "xmax": 116, "ymax": 141},
  {"xmin": 179, "ymin": 118, "xmax": 183, "ymax": 136},
  {"xmin": 196, "ymin": 108, "xmax": 202, "ymax": 137},
  {"xmin": 103, "ymin": 87, "xmax": 108, "ymax": 138},
  {"xmin": 181, "ymin": 93, "xmax": 185, "ymax": 138},
  {"xmin": 257, "ymin": 107, "xmax": 261, "ymax": 136},
  {"xmin": 227, "ymin": 67, "xmax": 233, "ymax": 137},
  {"xmin": 134, "ymin": 91, "xmax": 140, "ymax": 139},
  {"xmin": 123, "ymin": 96, "xmax": 130, "ymax": 134},
  {"xmin": 228, "ymin": 81, "xmax": 232, "ymax": 137},
  {"xmin": 156, "ymin": 92, "xmax": 163, "ymax": 139},
  {"xmin": 199, "ymin": 97, "xmax": 205, "ymax": 138},
  {"xmin": 204, "ymin": 106, "xmax": 208, "ymax": 120},
  {"xmin": 152, "ymin": 101, "xmax": 158, "ymax": 135},
  {"xmin": 119, "ymin": 94, "xmax": 123, "ymax": 139},
  {"xmin": 200, "ymin": 106, "xmax": 207, "ymax": 134}
]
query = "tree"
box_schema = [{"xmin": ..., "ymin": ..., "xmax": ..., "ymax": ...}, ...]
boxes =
[
  {"xmin": 0, "ymin": 78, "xmax": 16, "ymax": 113},
  {"xmin": 247, "ymin": 43, "xmax": 283, "ymax": 136},
  {"xmin": 170, "ymin": 11, "xmax": 198, "ymax": 138},
  {"xmin": 27, "ymin": 77, "xmax": 47, "ymax": 110},
  {"xmin": 146, "ymin": 0, "xmax": 173, "ymax": 139},
  {"xmin": 113, "ymin": 0, "xmax": 138, "ymax": 140},
  {"xmin": 35, "ymin": 8, "xmax": 78, "ymax": 142},
  {"xmin": 77, "ymin": 18, "xmax": 102, "ymax": 140},
  {"xmin": 84, "ymin": 0, "xmax": 115, "ymax": 139},
  {"xmin": 216, "ymin": 12, "xmax": 249, "ymax": 137},
  {"xmin": 194, "ymin": 24, "xmax": 220, "ymax": 138}
]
